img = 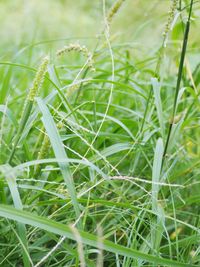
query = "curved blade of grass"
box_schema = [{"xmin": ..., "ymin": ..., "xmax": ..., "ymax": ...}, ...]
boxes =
[
  {"xmin": 36, "ymin": 97, "xmax": 81, "ymax": 227},
  {"xmin": 82, "ymin": 110, "xmax": 135, "ymax": 141},
  {"xmin": 90, "ymin": 79, "xmax": 147, "ymax": 99},
  {"xmin": 13, "ymin": 158, "xmax": 108, "ymax": 180},
  {"xmin": 0, "ymin": 164, "xmax": 31, "ymax": 267},
  {"xmin": 87, "ymin": 143, "xmax": 132, "ymax": 164},
  {"xmin": 0, "ymin": 204, "xmax": 194, "ymax": 267}
]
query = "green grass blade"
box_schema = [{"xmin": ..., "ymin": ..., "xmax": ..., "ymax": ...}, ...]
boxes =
[
  {"xmin": 151, "ymin": 138, "xmax": 165, "ymax": 253},
  {"xmin": 36, "ymin": 97, "xmax": 81, "ymax": 227},
  {"xmin": 152, "ymin": 138, "xmax": 164, "ymax": 212}
]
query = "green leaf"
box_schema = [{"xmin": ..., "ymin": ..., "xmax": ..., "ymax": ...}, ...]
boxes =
[{"xmin": 151, "ymin": 138, "xmax": 165, "ymax": 253}]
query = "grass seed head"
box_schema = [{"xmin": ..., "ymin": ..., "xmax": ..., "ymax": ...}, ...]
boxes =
[
  {"xmin": 56, "ymin": 43, "xmax": 95, "ymax": 71},
  {"xmin": 28, "ymin": 56, "xmax": 49, "ymax": 101},
  {"xmin": 37, "ymin": 134, "xmax": 51, "ymax": 160},
  {"xmin": 107, "ymin": 0, "xmax": 126, "ymax": 25},
  {"xmin": 34, "ymin": 134, "xmax": 51, "ymax": 176},
  {"xmin": 66, "ymin": 83, "xmax": 80, "ymax": 97},
  {"xmin": 35, "ymin": 120, "xmax": 64, "ymax": 176},
  {"xmin": 162, "ymin": 0, "xmax": 178, "ymax": 39}
]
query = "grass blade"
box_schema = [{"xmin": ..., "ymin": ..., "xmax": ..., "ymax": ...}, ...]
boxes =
[
  {"xmin": 36, "ymin": 97, "xmax": 81, "ymax": 227},
  {"xmin": 151, "ymin": 138, "xmax": 165, "ymax": 253},
  {"xmin": 152, "ymin": 138, "xmax": 164, "ymax": 212}
]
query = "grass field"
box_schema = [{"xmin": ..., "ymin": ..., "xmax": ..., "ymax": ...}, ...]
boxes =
[{"xmin": 0, "ymin": 0, "xmax": 200, "ymax": 266}]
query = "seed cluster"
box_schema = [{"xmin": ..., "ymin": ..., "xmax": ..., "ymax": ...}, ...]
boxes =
[
  {"xmin": 28, "ymin": 56, "xmax": 49, "ymax": 101},
  {"xmin": 56, "ymin": 43, "xmax": 95, "ymax": 71},
  {"xmin": 163, "ymin": 0, "xmax": 178, "ymax": 39},
  {"xmin": 66, "ymin": 83, "xmax": 80, "ymax": 97},
  {"xmin": 8, "ymin": 56, "xmax": 49, "ymax": 164},
  {"xmin": 35, "ymin": 134, "xmax": 51, "ymax": 174},
  {"xmin": 107, "ymin": 0, "xmax": 126, "ymax": 25},
  {"xmin": 35, "ymin": 119, "xmax": 64, "ymax": 176}
]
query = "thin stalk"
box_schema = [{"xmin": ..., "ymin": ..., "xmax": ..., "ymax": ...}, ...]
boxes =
[
  {"xmin": 140, "ymin": 0, "xmax": 176, "ymax": 134},
  {"xmin": 162, "ymin": 0, "xmax": 194, "ymax": 161}
]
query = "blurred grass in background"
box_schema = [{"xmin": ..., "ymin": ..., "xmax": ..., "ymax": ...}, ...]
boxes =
[
  {"xmin": 0, "ymin": 1, "xmax": 199, "ymax": 66},
  {"xmin": 0, "ymin": 1, "xmax": 177, "ymax": 55}
]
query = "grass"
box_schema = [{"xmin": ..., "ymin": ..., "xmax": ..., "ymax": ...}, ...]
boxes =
[{"xmin": 0, "ymin": 0, "xmax": 200, "ymax": 266}]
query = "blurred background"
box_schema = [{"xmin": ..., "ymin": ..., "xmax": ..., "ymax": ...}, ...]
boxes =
[
  {"xmin": 0, "ymin": 0, "xmax": 182, "ymax": 56},
  {"xmin": 0, "ymin": 0, "xmax": 199, "ymax": 82}
]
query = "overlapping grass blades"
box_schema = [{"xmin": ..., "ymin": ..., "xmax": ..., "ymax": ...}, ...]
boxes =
[{"xmin": 0, "ymin": 205, "xmax": 195, "ymax": 267}]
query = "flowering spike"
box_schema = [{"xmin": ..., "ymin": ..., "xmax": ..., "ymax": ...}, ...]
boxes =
[
  {"xmin": 162, "ymin": 0, "xmax": 178, "ymax": 41},
  {"xmin": 56, "ymin": 43, "xmax": 95, "ymax": 71},
  {"xmin": 28, "ymin": 56, "xmax": 49, "ymax": 101},
  {"xmin": 107, "ymin": 0, "xmax": 126, "ymax": 25}
]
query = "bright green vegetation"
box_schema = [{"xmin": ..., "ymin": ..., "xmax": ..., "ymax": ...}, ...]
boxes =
[{"xmin": 0, "ymin": 0, "xmax": 200, "ymax": 266}]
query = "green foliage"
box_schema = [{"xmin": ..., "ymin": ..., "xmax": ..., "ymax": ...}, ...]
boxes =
[{"xmin": 0, "ymin": 0, "xmax": 199, "ymax": 266}]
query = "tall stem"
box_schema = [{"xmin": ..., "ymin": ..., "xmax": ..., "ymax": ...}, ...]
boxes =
[{"xmin": 162, "ymin": 0, "xmax": 194, "ymax": 162}]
